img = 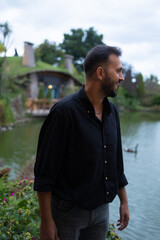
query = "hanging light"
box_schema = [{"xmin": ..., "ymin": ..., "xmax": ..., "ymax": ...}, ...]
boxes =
[{"xmin": 48, "ymin": 85, "xmax": 53, "ymax": 89}]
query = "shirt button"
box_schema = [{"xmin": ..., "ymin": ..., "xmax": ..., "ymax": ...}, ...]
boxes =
[
  {"xmin": 105, "ymin": 160, "xmax": 107, "ymax": 164},
  {"xmin": 106, "ymin": 191, "xmax": 109, "ymax": 195},
  {"xmin": 105, "ymin": 177, "xmax": 108, "ymax": 180},
  {"xmin": 104, "ymin": 145, "xmax": 107, "ymax": 149},
  {"xmin": 87, "ymin": 110, "xmax": 90, "ymax": 113}
]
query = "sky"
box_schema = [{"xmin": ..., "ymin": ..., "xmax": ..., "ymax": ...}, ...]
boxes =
[{"xmin": 0, "ymin": 0, "xmax": 160, "ymax": 79}]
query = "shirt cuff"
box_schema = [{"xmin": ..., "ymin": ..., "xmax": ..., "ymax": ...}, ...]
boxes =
[
  {"xmin": 118, "ymin": 173, "xmax": 128, "ymax": 189},
  {"xmin": 34, "ymin": 177, "xmax": 56, "ymax": 191}
]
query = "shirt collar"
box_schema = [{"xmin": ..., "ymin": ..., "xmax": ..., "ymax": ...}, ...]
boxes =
[{"xmin": 78, "ymin": 85, "xmax": 112, "ymax": 116}]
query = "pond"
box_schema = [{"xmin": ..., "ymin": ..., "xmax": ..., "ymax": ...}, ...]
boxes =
[
  {"xmin": 0, "ymin": 112, "xmax": 160, "ymax": 240},
  {"xmin": 110, "ymin": 112, "xmax": 160, "ymax": 240}
]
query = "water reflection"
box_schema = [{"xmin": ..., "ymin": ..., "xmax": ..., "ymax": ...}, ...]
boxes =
[
  {"xmin": 0, "ymin": 119, "xmax": 43, "ymax": 179},
  {"xmin": 110, "ymin": 112, "xmax": 160, "ymax": 240},
  {"xmin": 0, "ymin": 112, "xmax": 160, "ymax": 239}
]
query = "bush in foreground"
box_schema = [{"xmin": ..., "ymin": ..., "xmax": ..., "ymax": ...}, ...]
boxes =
[
  {"xmin": 0, "ymin": 178, "xmax": 39, "ymax": 239},
  {"xmin": 0, "ymin": 178, "xmax": 121, "ymax": 240}
]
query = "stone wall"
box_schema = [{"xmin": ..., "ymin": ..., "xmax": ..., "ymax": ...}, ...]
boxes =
[{"xmin": 10, "ymin": 95, "xmax": 25, "ymax": 120}]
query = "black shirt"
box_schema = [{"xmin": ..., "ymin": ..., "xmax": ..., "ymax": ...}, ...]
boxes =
[{"xmin": 34, "ymin": 86, "xmax": 128, "ymax": 210}]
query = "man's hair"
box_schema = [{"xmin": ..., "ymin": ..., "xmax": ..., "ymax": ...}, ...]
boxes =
[{"xmin": 83, "ymin": 45, "xmax": 122, "ymax": 76}]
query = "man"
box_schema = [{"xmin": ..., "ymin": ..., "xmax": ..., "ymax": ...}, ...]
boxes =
[{"xmin": 34, "ymin": 45, "xmax": 129, "ymax": 240}]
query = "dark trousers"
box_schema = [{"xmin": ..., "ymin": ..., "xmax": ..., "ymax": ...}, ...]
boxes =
[{"xmin": 51, "ymin": 196, "xmax": 109, "ymax": 240}]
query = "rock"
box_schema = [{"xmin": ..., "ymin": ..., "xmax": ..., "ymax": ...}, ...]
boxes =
[
  {"xmin": 1, "ymin": 127, "xmax": 7, "ymax": 132},
  {"xmin": 0, "ymin": 168, "xmax": 12, "ymax": 179}
]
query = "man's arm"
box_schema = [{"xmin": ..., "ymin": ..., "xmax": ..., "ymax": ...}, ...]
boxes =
[
  {"xmin": 37, "ymin": 191, "xmax": 59, "ymax": 240},
  {"xmin": 117, "ymin": 187, "xmax": 129, "ymax": 231}
]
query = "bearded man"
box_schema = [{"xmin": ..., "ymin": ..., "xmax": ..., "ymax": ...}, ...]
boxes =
[{"xmin": 34, "ymin": 45, "xmax": 129, "ymax": 240}]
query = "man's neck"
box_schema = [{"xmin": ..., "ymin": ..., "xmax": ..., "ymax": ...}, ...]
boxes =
[{"xmin": 84, "ymin": 83, "xmax": 104, "ymax": 113}]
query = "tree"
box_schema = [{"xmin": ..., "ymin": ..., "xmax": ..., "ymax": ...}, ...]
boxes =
[
  {"xmin": 0, "ymin": 22, "xmax": 12, "ymax": 97},
  {"xmin": 60, "ymin": 27, "xmax": 104, "ymax": 71},
  {"xmin": 0, "ymin": 43, "xmax": 5, "ymax": 54},
  {"xmin": 135, "ymin": 73, "xmax": 145, "ymax": 97},
  {"xmin": 152, "ymin": 94, "xmax": 160, "ymax": 105},
  {"xmin": 35, "ymin": 40, "xmax": 64, "ymax": 65},
  {"xmin": 0, "ymin": 22, "xmax": 12, "ymax": 57},
  {"xmin": 145, "ymin": 74, "xmax": 160, "ymax": 94}
]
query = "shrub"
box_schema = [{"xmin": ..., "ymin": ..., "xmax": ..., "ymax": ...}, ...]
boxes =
[
  {"xmin": 0, "ymin": 98, "xmax": 15, "ymax": 125},
  {"xmin": 0, "ymin": 178, "xmax": 122, "ymax": 240},
  {"xmin": 45, "ymin": 88, "xmax": 52, "ymax": 100},
  {"xmin": 152, "ymin": 94, "xmax": 160, "ymax": 105},
  {"xmin": 107, "ymin": 223, "xmax": 122, "ymax": 240},
  {"xmin": 0, "ymin": 178, "xmax": 40, "ymax": 240},
  {"xmin": 37, "ymin": 84, "xmax": 44, "ymax": 99},
  {"xmin": 63, "ymin": 86, "xmax": 81, "ymax": 97}
]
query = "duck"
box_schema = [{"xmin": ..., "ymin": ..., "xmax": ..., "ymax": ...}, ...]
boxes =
[{"xmin": 124, "ymin": 144, "xmax": 139, "ymax": 153}]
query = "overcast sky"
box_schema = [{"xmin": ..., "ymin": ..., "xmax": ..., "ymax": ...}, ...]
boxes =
[{"xmin": 0, "ymin": 0, "xmax": 160, "ymax": 79}]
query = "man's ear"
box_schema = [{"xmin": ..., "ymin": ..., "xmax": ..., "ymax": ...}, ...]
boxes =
[{"xmin": 96, "ymin": 66, "xmax": 104, "ymax": 80}]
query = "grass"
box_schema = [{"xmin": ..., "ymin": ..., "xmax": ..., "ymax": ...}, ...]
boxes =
[
  {"xmin": 5, "ymin": 57, "xmax": 72, "ymax": 77},
  {"xmin": 3, "ymin": 57, "xmax": 84, "ymax": 85}
]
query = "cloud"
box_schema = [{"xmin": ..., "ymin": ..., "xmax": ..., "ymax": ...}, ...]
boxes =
[{"xmin": 1, "ymin": 0, "xmax": 160, "ymax": 78}]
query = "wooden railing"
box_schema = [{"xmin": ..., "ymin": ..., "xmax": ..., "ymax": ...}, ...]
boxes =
[{"xmin": 26, "ymin": 98, "xmax": 61, "ymax": 112}]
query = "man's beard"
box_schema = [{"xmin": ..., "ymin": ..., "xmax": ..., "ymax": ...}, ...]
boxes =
[{"xmin": 101, "ymin": 76, "xmax": 118, "ymax": 98}]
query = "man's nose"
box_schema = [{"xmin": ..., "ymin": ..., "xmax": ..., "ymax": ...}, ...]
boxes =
[{"xmin": 120, "ymin": 72, "xmax": 125, "ymax": 81}]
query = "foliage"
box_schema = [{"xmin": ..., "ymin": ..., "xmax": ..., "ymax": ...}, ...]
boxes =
[
  {"xmin": 35, "ymin": 40, "xmax": 64, "ymax": 65},
  {"xmin": 73, "ymin": 65, "xmax": 85, "ymax": 84},
  {"xmin": 152, "ymin": 94, "xmax": 160, "ymax": 105},
  {"xmin": 0, "ymin": 98, "xmax": 15, "ymax": 125},
  {"xmin": 37, "ymin": 84, "xmax": 45, "ymax": 99},
  {"xmin": 0, "ymin": 42, "xmax": 5, "ymax": 53},
  {"xmin": 122, "ymin": 63, "xmax": 133, "ymax": 83},
  {"xmin": 45, "ymin": 88, "xmax": 52, "ymax": 100},
  {"xmin": 107, "ymin": 224, "xmax": 122, "ymax": 240},
  {"xmin": 135, "ymin": 73, "xmax": 145, "ymax": 97},
  {"xmin": 3, "ymin": 57, "xmax": 70, "ymax": 78},
  {"xmin": 60, "ymin": 27, "xmax": 104, "ymax": 71},
  {"xmin": 0, "ymin": 177, "xmax": 40, "ymax": 239},
  {"xmin": 0, "ymin": 177, "xmax": 121, "ymax": 240},
  {"xmin": 0, "ymin": 22, "xmax": 12, "ymax": 56},
  {"xmin": 63, "ymin": 86, "xmax": 81, "ymax": 97},
  {"xmin": 12, "ymin": 77, "xmax": 30, "ymax": 89},
  {"xmin": 145, "ymin": 74, "xmax": 160, "ymax": 95},
  {"xmin": 111, "ymin": 86, "xmax": 140, "ymax": 111},
  {"xmin": 0, "ymin": 57, "xmax": 9, "ymax": 97}
]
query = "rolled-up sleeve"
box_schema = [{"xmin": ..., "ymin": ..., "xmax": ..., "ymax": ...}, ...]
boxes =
[
  {"xmin": 34, "ymin": 107, "xmax": 68, "ymax": 192},
  {"xmin": 114, "ymin": 106, "xmax": 128, "ymax": 189}
]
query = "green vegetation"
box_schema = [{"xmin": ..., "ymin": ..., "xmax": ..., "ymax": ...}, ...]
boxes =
[
  {"xmin": 0, "ymin": 98, "xmax": 15, "ymax": 125},
  {"xmin": 0, "ymin": 178, "xmax": 39, "ymax": 240},
  {"xmin": 152, "ymin": 94, "xmax": 160, "ymax": 105},
  {"xmin": 63, "ymin": 86, "xmax": 81, "ymax": 97},
  {"xmin": 0, "ymin": 22, "xmax": 160, "ymax": 126},
  {"xmin": 60, "ymin": 27, "xmax": 104, "ymax": 71},
  {"xmin": 0, "ymin": 177, "xmax": 121, "ymax": 240},
  {"xmin": 45, "ymin": 88, "xmax": 52, "ymax": 100},
  {"xmin": 35, "ymin": 39, "xmax": 63, "ymax": 65},
  {"xmin": 37, "ymin": 84, "xmax": 45, "ymax": 99},
  {"xmin": 107, "ymin": 224, "xmax": 122, "ymax": 240},
  {"xmin": 110, "ymin": 86, "xmax": 140, "ymax": 111},
  {"xmin": 5, "ymin": 57, "xmax": 70, "ymax": 77}
]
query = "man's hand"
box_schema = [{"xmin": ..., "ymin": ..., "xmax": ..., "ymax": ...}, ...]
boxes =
[
  {"xmin": 40, "ymin": 218, "xmax": 59, "ymax": 240},
  {"xmin": 117, "ymin": 187, "xmax": 129, "ymax": 231},
  {"xmin": 37, "ymin": 191, "xmax": 60, "ymax": 240},
  {"xmin": 117, "ymin": 202, "xmax": 129, "ymax": 231}
]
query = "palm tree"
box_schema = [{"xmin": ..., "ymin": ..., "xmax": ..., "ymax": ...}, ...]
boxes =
[{"xmin": 0, "ymin": 22, "xmax": 12, "ymax": 57}]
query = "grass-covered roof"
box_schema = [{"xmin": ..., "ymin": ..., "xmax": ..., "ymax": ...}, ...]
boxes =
[{"xmin": 6, "ymin": 57, "xmax": 72, "ymax": 77}]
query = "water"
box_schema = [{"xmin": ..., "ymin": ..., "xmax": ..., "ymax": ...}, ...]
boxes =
[
  {"xmin": 110, "ymin": 112, "xmax": 160, "ymax": 240},
  {"xmin": 0, "ymin": 112, "xmax": 160, "ymax": 240},
  {"xmin": 0, "ymin": 119, "xmax": 43, "ymax": 179}
]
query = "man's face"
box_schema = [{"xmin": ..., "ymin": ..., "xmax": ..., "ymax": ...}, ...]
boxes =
[{"xmin": 101, "ymin": 54, "xmax": 124, "ymax": 97}]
